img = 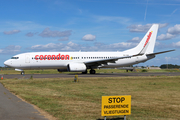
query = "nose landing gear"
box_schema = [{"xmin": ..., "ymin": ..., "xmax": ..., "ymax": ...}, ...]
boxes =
[{"xmin": 21, "ymin": 71, "xmax": 25, "ymax": 75}]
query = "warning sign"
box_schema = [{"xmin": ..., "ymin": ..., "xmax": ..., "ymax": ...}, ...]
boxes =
[{"xmin": 101, "ymin": 95, "xmax": 131, "ymax": 116}]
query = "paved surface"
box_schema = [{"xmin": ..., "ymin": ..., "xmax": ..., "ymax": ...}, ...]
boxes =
[
  {"xmin": 0, "ymin": 83, "xmax": 49, "ymax": 120},
  {"xmin": 2, "ymin": 72, "xmax": 180, "ymax": 79}
]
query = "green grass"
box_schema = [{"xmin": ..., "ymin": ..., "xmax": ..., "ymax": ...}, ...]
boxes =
[
  {"xmin": 1, "ymin": 76, "xmax": 180, "ymax": 120},
  {"xmin": 0, "ymin": 68, "xmax": 180, "ymax": 75}
]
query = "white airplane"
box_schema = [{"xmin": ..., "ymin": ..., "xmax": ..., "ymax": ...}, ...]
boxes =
[{"xmin": 4, "ymin": 24, "xmax": 174, "ymax": 74}]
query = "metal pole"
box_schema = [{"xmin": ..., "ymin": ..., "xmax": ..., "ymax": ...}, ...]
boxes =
[
  {"xmin": 124, "ymin": 115, "xmax": 126, "ymax": 120},
  {"xmin": 104, "ymin": 116, "xmax": 106, "ymax": 120}
]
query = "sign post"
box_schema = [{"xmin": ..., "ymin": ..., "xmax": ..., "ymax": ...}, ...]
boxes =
[
  {"xmin": 74, "ymin": 75, "xmax": 78, "ymax": 82},
  {"xmin": 101, "ymin": 95, "xmax": 131, "ymax": 119}
]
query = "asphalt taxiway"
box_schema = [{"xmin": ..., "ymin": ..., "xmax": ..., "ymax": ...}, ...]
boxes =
[
  {"xmin": 0, "ymin": 83, "xmax": 49, "ymax": 120},
  {"xmin": 2, "ymin": 72, "xmax": 180, "ymax": 79}
]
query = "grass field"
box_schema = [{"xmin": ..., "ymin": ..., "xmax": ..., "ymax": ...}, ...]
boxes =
[
  {"xmin": 0, "ymin": 68, "xmax": 180, "ymax": 75},
  {"xmin": 1, "ymin": 76, "xmax": 180, "ymax": 120}
]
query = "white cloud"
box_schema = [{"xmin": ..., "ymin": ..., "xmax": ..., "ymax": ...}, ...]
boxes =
[
  {"xmin": 31, "ymin": 43, "xmax": 63, "ymax": 51},
  {"xmin": 1, "ymin": 21, "xmax": 47, "ymax": 31},
  {"xmin": 157, "ymin": 33, "xmax": 176, "ymax": 40},
  {"xmin": 128, "ymin": 23, "xmax": 168, "ymax": 32},
  {"xmin": 30, "ymin": 41, "xmax": 137, "ymax": 52},
  {"xmin": 128, "ymin": 24, "xmax": 152, "ymax": 32},
  {"xmin": 159, "ymin": 23, "xmax": 169, "ymax": 28},
  {"xmin": 111, "ymin": 42, "xmax": 134, "ymax": 49},
  {"xmin": 128, "ymin": 37, "xmax": 141, "ymax": 42},
  {"xmin": 58, "ymin": 37, "xmax": 69, "ymax": 41},
  {"xmin": 157, "ymin": 24, "xmax": 180, "ymax": 40},
  {"xmin": 0, "ymin": 45, "xmax": 21, "ymax": 54},
  {"xmin": 31, "ymin": 42, "xmax": 80, "ymax": 51},
  {"xmin": 128, "ymin": 24, "xmax": 180, "ymax": 41},
  {"xmin": 95, "ymin": 15, "xmax": 130, "ymax": 24},
  {"xmin": 39, "ymin": 28, "xmax": 72, "ymax": 38},
  {"xmin": 168, "ymin": 24, "xmax": 180, "ymax": 35},
  {"xmin": 26, "ymin": 32, "xmax": 34, "ymax": 37},
  {"xmin": 67, "ymin": 41, "xmax": 78, "ymax": 47},
  {"xmin": 172, "ymin": 41, "xmax": 180, "ymax": 47},
  {"xmin": 3, "ymin": 30, "xmax": 21, "ymax": 35},
  {"xmin": 82, "ymin": 34, "xmax": 96, "ymax": 41},
  {"xmin": 26, "ymin": 32, "xmax": 38, "ymax": 37}
]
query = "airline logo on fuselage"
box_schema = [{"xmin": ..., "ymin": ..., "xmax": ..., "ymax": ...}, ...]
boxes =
[
  {"xmin": 35, "ymin": 53, "xmax": 70, "ymax": 60},
  {"xmin": 144, "ymin": 31, "xmax": 153, "ymax": 47}
]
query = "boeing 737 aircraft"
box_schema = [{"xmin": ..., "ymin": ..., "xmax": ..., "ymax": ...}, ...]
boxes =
[{"xmin": 4, "ymin": 24, "xmax": 174, "ymax": 74}]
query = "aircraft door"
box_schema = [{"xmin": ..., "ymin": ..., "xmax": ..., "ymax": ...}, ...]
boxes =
[{"xmin": 25, "ymin": 54, "xmax": 30, "ymax": 63}]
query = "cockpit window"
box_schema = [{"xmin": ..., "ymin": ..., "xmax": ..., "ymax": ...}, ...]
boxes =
[{"xmin": 11, "ymin": 57, "xmax": 19, "ymax": 59}]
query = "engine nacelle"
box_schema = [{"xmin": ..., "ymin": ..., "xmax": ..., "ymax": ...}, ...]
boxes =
[
  {"xmin": 57, "ymin": 69, "xmax": 68, "ymax": 72},
  {"xmin": 67, "ymin": 63, "xmax": 86, "ymax": 72}
]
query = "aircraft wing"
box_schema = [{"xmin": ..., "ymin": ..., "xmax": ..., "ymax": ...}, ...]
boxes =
[
  {"xmin": 84, "ymin": 49, "xmax": 175, "ymax": 68},
  {"xmin": 84, "ymin": 55, "xmax": 132, "ymax": 67},
  {"xmin": 146, "ymin": 49, "xmax": 175, "ymax": 56}
]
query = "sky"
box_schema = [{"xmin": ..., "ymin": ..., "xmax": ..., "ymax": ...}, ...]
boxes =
[{"xmin": 1, "ymin": 0, "xmax": 180, "ymax": 67}]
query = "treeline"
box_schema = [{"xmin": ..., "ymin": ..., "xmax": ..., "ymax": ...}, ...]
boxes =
[{"xmin": 160, "ymin": 64, "xmax": 180, "ymax": 69}]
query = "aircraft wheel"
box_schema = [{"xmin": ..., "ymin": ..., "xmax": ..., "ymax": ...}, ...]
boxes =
[
  {"xmin": 21, "ymin": 71, "xmax": 25, "ymax": 75},
  {"xmin": 90, "ymin": 69, "xmax": 96, "ymax": 74}
]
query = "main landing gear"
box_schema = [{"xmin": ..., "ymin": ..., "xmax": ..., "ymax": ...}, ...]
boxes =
[
  {"xmin": 90, "ymin": 69, "xmax": 96, "ymax": 74},
  {"xmin": 81, "ymin": 69, "xmax": 96, "ymax": 74}
]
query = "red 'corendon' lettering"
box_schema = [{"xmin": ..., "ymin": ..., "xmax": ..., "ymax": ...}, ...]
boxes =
[
  {"xmin": 35, "ymin": 55, "xmax": 39, "ymax": 60},
  {"xmin": 144, "ymin": 32, "xmax": 152, "ymax": 47},
  {"xmin": 47, "ymin": 55, "xmax": 51, "ymax": 60},
  {"xmin": 35, "ymin": 53, "xmax": 70, "ymax": 60},
  {"xmin": 40, "ymin": 55, "xmax": 43, "ymax": 60},
  {"xmin": 44, "ymin": 55, "xmax": 47, "ymax": 60}
]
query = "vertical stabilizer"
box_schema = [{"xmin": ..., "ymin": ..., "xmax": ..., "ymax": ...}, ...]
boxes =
[
  {"xmin": 124, "ymin": 24, "xmax": 159, "ymax": 55},
  {"xmin": 143, "ymin": 24, "xmax": 159, "ymax": 54}
]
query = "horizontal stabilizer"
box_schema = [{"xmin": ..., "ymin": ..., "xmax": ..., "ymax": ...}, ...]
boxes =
[{"xmin": 146, "ymin": 49, "xmax": 175, "ymax": 56}]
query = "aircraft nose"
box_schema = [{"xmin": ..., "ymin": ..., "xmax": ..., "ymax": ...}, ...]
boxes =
[{"xmin": 4, "ymin": 60, "xmax": 11, "ymax": 67}]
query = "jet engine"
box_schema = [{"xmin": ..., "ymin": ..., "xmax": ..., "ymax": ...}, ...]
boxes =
[{"xmin": 67, "ymin": 63, "xmax": 86, "ymax": 72}]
